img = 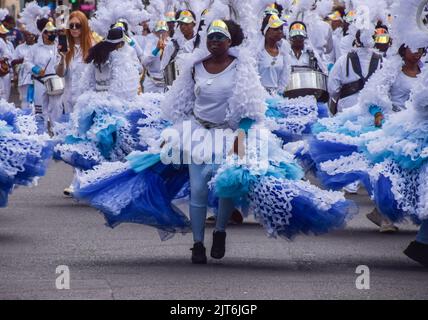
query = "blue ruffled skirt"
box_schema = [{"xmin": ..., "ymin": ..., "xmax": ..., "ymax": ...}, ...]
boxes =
[{"xmin": 74, "ymin": 154, "xmax": 191, "ymax": 239}]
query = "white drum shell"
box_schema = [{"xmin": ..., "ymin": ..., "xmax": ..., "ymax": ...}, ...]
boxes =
[
  {"xmin": 44, "ymin": 76, "xmax": 65, "ymax": 96},
  {"xmin": 285, "ymin": 69, "xmax": 329, "ymax": 102}
]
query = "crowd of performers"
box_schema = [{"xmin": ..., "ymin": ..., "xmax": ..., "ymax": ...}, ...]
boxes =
[{"xmin": 1, "ymin": 0, "xmax": 428, "ymax": 267}]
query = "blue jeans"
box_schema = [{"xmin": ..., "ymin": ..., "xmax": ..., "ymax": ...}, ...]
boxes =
[
  {"xmin": 189, "ymin": 163, "xmax": 235, "ymax": 243},
  {"xmin": 416, "ymin": 220, "xmax": 428, "ymax": 245}
]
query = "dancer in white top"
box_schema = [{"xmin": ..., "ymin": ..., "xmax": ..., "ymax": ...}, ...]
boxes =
[{"xmin": 257, "ymin": 14, "xmax": 290, "ymax": 94}]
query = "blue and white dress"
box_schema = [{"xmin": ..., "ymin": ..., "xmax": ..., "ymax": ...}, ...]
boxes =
[
  {"xmin": 309, "ymin": 55, "xmax": 409, "ymax": 191},
  {"xmin": 0, "ymin": 99, "xmax": 53, "ymax": 207},
  {"xmin": 54, "ymin": 47, "xmax": 164, "ymax": 171},
  {"xmin": 72, "ymin": 48, "xmax": 357, "ymax": 240},
  {"xmin": 358, "ymin": 68, "xmax": 428, "ymax": 223}
]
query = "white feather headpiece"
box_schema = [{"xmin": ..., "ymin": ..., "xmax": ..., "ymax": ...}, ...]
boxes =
[
  {"xmin": 18, "ymin": 1, "xmax": 51, "ymax": 35},
  {"xmin": 390, "ymin": 0, "xmax": 428, "ymax": 51},
  {"xmin": 90, "ymin": 0, "xmax": 149, "ymax": 37},
  {"xmin": 0, "ymin": 8, "xmax": 9, "ymax": 22}
]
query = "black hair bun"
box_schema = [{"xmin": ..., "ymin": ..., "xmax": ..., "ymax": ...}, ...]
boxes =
[
  {"xmin": 224, "ymin": 20, "xmax": 244, "ymax": 47},
  {"xmin": 36, "ymin": 18, "xmax": 49, "ymax": 32}
]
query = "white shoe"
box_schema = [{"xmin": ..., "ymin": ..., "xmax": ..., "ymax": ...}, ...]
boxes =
[
  {"xmin": 343, "ymin": 182, "xmax": 360, "ymax": 194},
  {"xmin": 63, "ymin": 187, "xmax": 74, "ymax": 197},
  {"xmin": 379, "ymin": 220, "xmax": 399, "ymax": 233}
]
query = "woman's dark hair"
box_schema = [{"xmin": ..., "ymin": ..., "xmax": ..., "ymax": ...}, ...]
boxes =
[
  {"xmin": 375, "ymin": 22, "xmax": 388, "ymax": 32},
  {"xmin": 85, "ymin": 28, "xmax": 123, "ymax": 67},
  {"xmin": 398, "ymin": 44, "xmax": 408, "ymax": 58},
  {"xmin": 3, "ymin": 15, "xmax": 15, "ymax": 24},
  {"xmin": 353, "ymin": 30, "xmax": 362, "ymax": 47},
  {"xmin": 274, "ymin": 3, "xmax": 284, "ymax": 17},
  {"xmin": 333, "ymin": 5, "xmax": 346, "ymax": 17},
  {"xmin": 223, "ymin": 20, "xmax": 244, "ymax": 47},
  {"xmin": 261, "ymin": 14, "xmax": 271, "ymax": 35},
  {"xmin": 399, "ymin": 44, "xmax": 427, "ymax": 58},
  {"xmin": 36, "ymin": 18, "xmax": 49, "ymax": 32},
  {"xmin": 194, "ymin": 12, "xmax": 206, "ymax": 49}
]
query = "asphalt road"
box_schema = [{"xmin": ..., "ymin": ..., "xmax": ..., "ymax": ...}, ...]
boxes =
[{"xmin": 0, "ymin": 161, "xmax": 427, "ymax": 300}]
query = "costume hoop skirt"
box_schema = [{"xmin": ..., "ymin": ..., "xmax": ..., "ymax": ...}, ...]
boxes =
[{"xmin": 0, "ymin": 99, "xmax": 53, "ymax": 207}]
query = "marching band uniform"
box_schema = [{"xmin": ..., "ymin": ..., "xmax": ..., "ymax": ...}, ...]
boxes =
[
  {"xmin": 0, "ymin": 27, "xmax": 14, "ymax": 102},
  {"xmin": 13, "ymin": 41, "xmax": 34, "ymax": 108},
  {"xmin": 141, "ymin": 22, "xmax": 169, "ymax": 93}
]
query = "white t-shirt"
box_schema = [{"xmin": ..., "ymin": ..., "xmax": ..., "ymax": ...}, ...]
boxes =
[
  {"xmin": 13, "ymin": 43, "xmax": 33, "ymax": 86},
  {"xmin": 328, "ymin": 48, "xmax": 382, "ymax": 112},
  {"xmin": 257, "ymin": 45, "xmax": 289, "ymax": 92},
  {"xmin": 390, "ymin": 71, "xmax": 419, "ymax": 112},
  {"xmin": 193, "ymin": 59, "xmax": 237, "ymax": 125}
]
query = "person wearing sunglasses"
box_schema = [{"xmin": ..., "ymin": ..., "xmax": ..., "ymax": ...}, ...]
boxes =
[
  {"xmin": 56, "ymin": 11, "xmax": 94, "ymax": 115},
  {"xmin": 55, "ymin": 11, "xmax": 94, "ymax": 197},
  {"xmin": 288, "ymin": 21, "xmax": 325, "ymax": 73},
  {"xmin": 257, "ymin": 14, "xmax": 290, "ymax": 95},
  {"xmin": 373, "ymin": 25, "xmax": 392, "ymax": 57},
  {"xmin": 160, "ymin": 19, "xmax": 248, "ymax": 264}
]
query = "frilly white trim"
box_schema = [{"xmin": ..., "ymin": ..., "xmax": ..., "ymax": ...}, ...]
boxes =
[
  {"xmin": 358, "ymin": 54, "xmax": 404, "ymax": 114},
  {"xmin": 0, "ymin": 8, "xmax": 9, "ymax": 23},
  {"xmin": 18, "ymin": 1, "xmax": 51, "ymax": 36},
  {"xmin": 90, "ymin": 0, "xmax": 149, "ymax": 37},
  {"xmin": 390, "ymin": 0, "xmax": 428, "ymax": 52}
]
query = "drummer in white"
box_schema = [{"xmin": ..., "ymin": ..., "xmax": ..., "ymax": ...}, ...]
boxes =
[
  {"xmin": 26, "ymin": 19, "xmax": 63, "ymax": 132},
  {"xmin": 328, "ymin": 29, "xmax": 382, "ymax": 114},
  {"xmin": 287, "ymin": 21, "xmax": 326, "ymax": 74}
]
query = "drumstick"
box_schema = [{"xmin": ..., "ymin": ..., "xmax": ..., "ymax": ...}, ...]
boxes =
[{"xmin": 43, "ymin": 58, "xmax": 52, "ymax": 73}]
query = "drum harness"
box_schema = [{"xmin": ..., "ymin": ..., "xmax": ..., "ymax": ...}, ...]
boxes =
[
  {"xmin": 161, "ymin": 39, "xmax": 180, "ymax": 87},
  {"xmin": 339, "ymin": 51, "xmax": 382, "ymax": 99}
]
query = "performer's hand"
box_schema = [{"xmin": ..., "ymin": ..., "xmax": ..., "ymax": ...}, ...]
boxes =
[
  {"xmin": 58, "ymin": 46, "xmax": 67, "ymax": 58},
  {"xmin": 229, "ymin": 130, "xmax": 246, "ymax": 159},
  {"xmin": 39, "ymin": 69, "xmax": 46, "ymax": 77},
  {"xmin": 374, "ymin": 112, "xmax": 384, "ymax": 128},
  {"xmin": 157, "ymin": 39, "xmax": 166, "ymax": 50}
]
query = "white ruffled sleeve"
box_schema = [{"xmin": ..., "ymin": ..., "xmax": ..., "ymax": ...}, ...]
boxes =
[
  {"xmin": 278, "ymin": 41, "xmax": 292, "ymax": 93},
  {"xmin": 160, "ymin": 50, "xmax": 207, "ymax": 123},
  {"xmin": 225, "ymin": 47, "xmax": 268, "ymax": 130},
  {"xmin": 358, "ymin": 55, "xmax": 403, "ymax": 115},
  {"xmin": 77, "ymin": 63, "xmax": 96, "ymax": 96},
  {"xmin": 109, "ymin": 48, "xmax": 140, "ymax": 101}
]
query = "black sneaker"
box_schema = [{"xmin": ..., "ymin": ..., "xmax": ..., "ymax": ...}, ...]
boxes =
[
  {"xmin": 191, "ymin": 242, "xmax": 207, "ymax": 264},
  {"xmin": 211, "ymin": 231, "xmax": 226, "ymax": 259},
  {"xmin": 229, "ymin": 209, "xmax": 243, "ymax": 225},
  {"xmin": 404, "ymin": 241, "xmax": 428, "ymax": 268}
]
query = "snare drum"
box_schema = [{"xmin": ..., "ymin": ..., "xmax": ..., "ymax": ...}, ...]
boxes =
[
  {"xmin": 284, "ymin": 68, "xmax": 329, "ymax": 102},
  {"xmin": 43, "ymin": 75, "xmax": 65, "ymax": 96}
]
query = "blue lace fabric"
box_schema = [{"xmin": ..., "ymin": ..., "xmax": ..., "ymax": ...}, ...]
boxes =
[{"xmin": 0, "ymin": 100, "xmax": 53, "ymax": 207}]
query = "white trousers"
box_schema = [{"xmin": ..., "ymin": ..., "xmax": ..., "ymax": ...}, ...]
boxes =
[
  {"xmin": 18, "ymin": 84, "xmax": 30, "ymax": 108},
  {"xmin": 0, "ymin": 73, "xmax": 11, "ymax": 101},
  {"xmin": 34, "ymin": 80, "xmax": 64, "ymax": 126}
]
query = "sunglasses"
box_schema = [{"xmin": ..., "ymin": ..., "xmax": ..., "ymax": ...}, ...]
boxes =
[
  {"xmin": 207, "ymin": 33, "xmax": 229, "ymax": 41},
  {"xmin": 69, "ymin": 23, "xmax": 82, "ymax": 30}
]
